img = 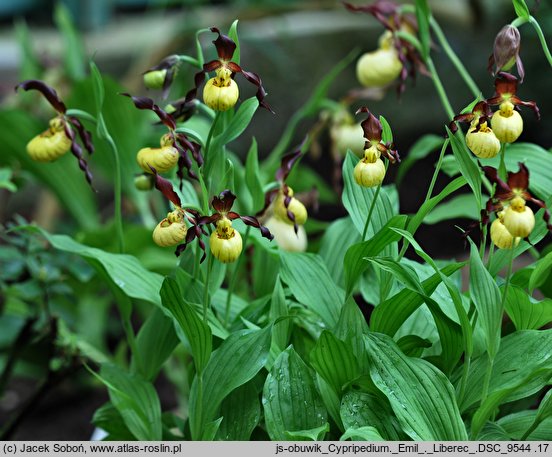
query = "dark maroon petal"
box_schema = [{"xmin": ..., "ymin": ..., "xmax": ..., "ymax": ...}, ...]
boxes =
[
  {"xmin": 237, "ymin": 66, "xmax": 274, "ymax": 113},
  {"xmin": 255, "ymin": 188, "xmax": 279, "ymax": 218},
  {"xmin": 343, "ymin": 0, "xmax": 398, "ymax": 30},
  {"xmin": 212, "ymin": 190, "xmax": 236, "ymax": 213},
  {"xmin": 276, "ymin": 146, "xmax": 303, "ymax": 182},
  {"xmin": 197, "ymin": 214, "xmax": 220, "ymax": 226},
  {"xmin": 121, "ymin": 93, "xmax": 176, "ymax": 130},
  {"xmin": 507, "ymin": 162, "xmax": 529, "ymax": 191},
  {"xmin": 144, "ymin": 54, "xmax": 179, "ymax": 73},
  {"xmin": 210, "ymin": 27, "xmax": 236, "ymax": 61},
  {"xmin": 482, "ymin": 165, "xmax": 512, "ymax": 201},
  {"xmin": 64, "ymin": 124, "xmax": 95, "ymax": 189},
  {"xmin": 68, "ymin": 117, "xmax": 94, "ymax": 155},
  {"xmin": 182, "ymin": 63, "xmax": 220, "ymax": 108},
  {"xmin": 148, "ymin": 165, "xmax": 182, "ymax": 207},
  {"xmin": 15, "ymin": 80, "xmax": 66, "ymax": 113},
  {"xmin": 515, "ymin": 57, "xmax": 525, "ymax": 84},
  {"xmin": 227, "ymin": 211, "xmax": 240, "ymax": 220},
  {"xmin": 356, "ymin": 107, "xmax": 382, "ymax": 143},
  {"xmin": 239, "ymin": 215, "xmax": 274, "ymax": 241},
  {"xmin": 511, "ymin": 95, "xmax": 540, "ymax": 120},
  {"xmin": 492, "ymin": 72, "xmax": 519, "ymax": 99}
]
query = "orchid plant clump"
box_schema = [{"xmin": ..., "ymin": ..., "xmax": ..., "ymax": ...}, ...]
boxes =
[{"xmin": 2, "ymin": 0, "xmax": 552, "ymax": 443}]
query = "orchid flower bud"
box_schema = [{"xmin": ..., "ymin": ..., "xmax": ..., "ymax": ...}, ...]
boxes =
[
  {"xmin": 503, "ymin": 196, "xmax": 535, "ymax": 238},
  {"xmin": 203, "ymin": 67, "xmax": 239, "ymax": 111},
  {"xmin": 209, "ymin": 216, "xmax": 243, "ymax": 263},
  {"xmin": 26, "ymin": 117, "xmax": 72, "ymax": 162},
  {"xmin": 354, "ymin": 145, "xmax": 386, "ymax": 187},
  {"xmin": 465, "ymin": 122, "xmax": 501, "ymax": 158},
  {"xmin": 265, "ymin": 216, "xmax": 307, "ymax": 252},
  {"xmin": 143, "ymin": 69, "xmax": 168, "ymax": 90},
  {"xmin": 356, "ymin": 48, "xmax": 402, "ymax": 88},
  {"xmin": 153, "ymin": 210, "xmax": 187, "ymax": 247},
  {"xmin": 491, "ymin": 101, "xmax": 523, "ymax": 143},
  {"xmin": 489, "ymin": 25, "xmax": 523, "ymax": 81},
  {"xmin": 137, "ymin": 133, "xmax": 179, "ymax": 173},
  {"xmin": 490, "ymin": 212, "xmax": 519, "ymax": 249},
  {"xmin": 274, "ymin": 187, "xmax": 308, "ymax": 226}
]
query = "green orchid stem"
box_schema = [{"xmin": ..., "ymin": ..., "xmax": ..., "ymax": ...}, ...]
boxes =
[
  {"xmin": 202, "ymin": 253, "xmax": 214, "ymax": 323},
  {"xmin": 498, "ymin": 143, "xmax": 507, "ymax": 181},
  {"xmin": 224, "ymin": 226, "xmax": 251, "ymax": 327},
  {"xmin": 480, "ymin": 243, "xmax": 515, "ymax": 405},
  {"xmin": 105, "ymin": 135, "xmax": 125, "ymax": 254},
  {"xmin": 427, "ymin": 57, "xmax": 455, "ymax": 120},
  {"xmin": 429, "ymin": 17, "xmax": 480, "ymax": 98},
  {"xmin": 361, "ymin": 161, "xmax": 390, "ymax": 241},
  {"xmin": 203, "ymin": 112, "xmax": 221, "ymax": 171},
  {"xmin": 425, "ymin": 139, "xmax": 449, "ymax": 201},
  {"xmin": 512, "ymin": 16, "xmax": 552, "ymax": 69}
]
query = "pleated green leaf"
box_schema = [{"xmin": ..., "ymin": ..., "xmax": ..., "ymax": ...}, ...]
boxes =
[
  {"xmin": 370, "ymin": 263, "xmax": 464, "ymax": 336},
  {"xmin": 160, "ymin": 277, "xmax": 212, "ymax": 374},
  {"xmin": 529, "ymin": 251, "xmax": 552, "ymax": 293},
  {"xmin": 280, "ymin": 251, "xmax": 342, "ymax": 327},
  {"xmin": 340, "ymin": 426, "xmax": 385, "ymax": 441},
  {"xmin": 212, "ymin": 97, "xmax": 259, "ymax": 148},
  {"xmin": 423, "ymin": 193, "xmax": 480, "ymax": 224},
  {"xmin": 498, "ymin": 410, "xmax": 552, "ymax": 440},
  {"xmin": 319, "ymin": 217, "xmax": 360, "ymax": 286},
  {"xmin": 270, "ymin": 276, "xmax": 290, "ymax": 353},
  {"xmin": 245, "ymin": 138, "xmax": 265, "ymax": 213},
  {"xmin": 396, "ymin": 135, "xmax": 444, "ymax": 186},
  {"xmin": 263, "ymin": 347, "xmax": 328, "ymax": 440},
  {"xmin": 447, "ymin": 127, "xmax": 482, "ymax": 205},
  {"xmin": 310, "ymin": 331, "xmax": 360, "ymax": 395},
  {"xmin": 504, "ymin": 285, "xmax": 552, "ymax": 330},
  {"xmin": 189, "ymin": 326, "xmax": 271, "ymax": 439},
  {"xmin": 364, "ymin": 333, "xmax": 468, "ymax": 440},
  {"xmin": 459, "ymin": 330, "xmax": 552, "ymax": 412},
  {"xmin": 133, "ymin": 308, "xmax": 179, "ymax": 381},
  {"xmin": 99, "ymin": 364, "xmax": 162, "ymax": 441},
  {"xmin": 30, "ymin": 227, "xmax": 163, "ymax": 304},
  {"xmin": 216, "ymin": 381, "xmax": 260, "ymax": 440},
  {"xmin": 342, "ymin": 152, "xmax": 397, "ymax": 237},
  {"xmin": 468, "ymin": 239, "xmax": 502, "ymax": 358},
  {"xmin": 343, "ymin": 215, "xmax": 407, "ymax": 298},
  {"xmin": 340, "ymin": 390, "xmax": 404, "ymax": 440}
]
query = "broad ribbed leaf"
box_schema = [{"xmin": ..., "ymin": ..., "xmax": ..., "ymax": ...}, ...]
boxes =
[
  {"xmin": 31, "ymin": 227, "xmax": 162, "ymax": 304},
  {"xmin": 459, "ymin": 330, "xmax": 552, "ymax": 412},
  {"xmin": 341, "ymin": 426, "xmax": 384, "ymax": 441},
  {"xmin": 263, "ymin": 347, "xmax": 328, "ymax": 440},
  {"xmin": 370, "ymin": 263, "xmax": 464, "ymax": 335},
  {"xmin": 342, "ymin": 152, "xmax": 396, "ymax": 237},
  {"xmin": 319, "ymin": 217, "xmax": 360, "ymax": 286},
  {"xmin": 100, "ymin": 364, "xmax": 162, "ymax": 441},
  {"xmin": 529, "ymin": 251, "xmax": 552, "ymax": 293},
  {"xmin": 477, "ymin": 422, "xmax": 511, "ymax": 440},
  {"xmin": 406, "ymin": 176, "xmax": 466, "ymax": 235},
  {"xmin": 160, "ymin": 277, "xmax": 212, "ymax": 374},
  {"xmin": 340, "ymin": 390, "xmax": 403, "ymax": 440},
  {"xmin": 213, "ymin": 97, "xmax": 258, "ymax": 148},
  {"xmin": 447, "ymin": 127, "xmax": 482, "ymax": 205},
  {"xmin": 92, "ymin": 402, "xmax": 134, "ymax": 440},
  {"xmin": 280, "ymin": 251, "xmax": 342, "ymax": 327},
  {"xmin": 364, "ymin": 333, "xmax": 468, "ymax": 440},
  {"xmin": 133, "ymin": 308, "xmax": 179, "ymax": 381},
  {"xmin": 285, "ymin": 424, "xmax": 329, "ymax": 441},
  {"xmin": 270, "ymin": 276, "xmax": 290, "ymax": 353},
  {"xmin": 504, "ymin": 285, "xmax": 552, "ymax": 330},
  {"xmin": 469, "ymin": 240, "xmax": 502, "ymax": 357},
  {"xmin": 245, "ymin": 138, "xmax": 264, "ymax": 212},
  {"xmin": 424, "ymin": 193, "xmax": 480, "ymax": 224},
  {"xmin": 189, "ymin": 327, "xmax": 271, "ymax": 439},
  {"xmin": 310, "ymin": 331, "xmax": 360, "ymax": 395},
  {"xmin": 343, "ymin": 215, "xmax": 407, "ymax": 298},
  {"xmin": 498, "ymin": 410, "xmax": 552, "ymax": 440},
  {"xmin": 216, "ymin": 381, "xmax": 260, "ymax": 440}
]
